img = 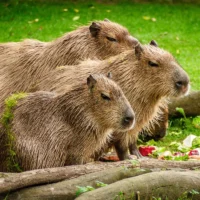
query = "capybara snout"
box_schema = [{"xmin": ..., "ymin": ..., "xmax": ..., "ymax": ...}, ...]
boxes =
[
  {"xmin": 122, "ymin": 107, "xmax": 135, "ymax": 130},
  {"xmin": 173, "ymin": 66, "xmax": 190, "ymax": 96}
]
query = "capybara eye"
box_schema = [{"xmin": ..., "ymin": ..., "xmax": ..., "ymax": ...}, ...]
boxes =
[
  {"xmin": 101, "ymin": 93, "xmax": 111, "ymax": 100},
  {"xmin": 148, "ymin": 61, "xmax": 159, "ymax": 67},
  {"xmin": 106, "ymin": 36, "xmax": 117, "ymax": 42}
]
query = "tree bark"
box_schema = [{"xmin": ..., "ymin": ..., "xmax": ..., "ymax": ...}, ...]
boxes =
[
  {"xmin": 0, "ymin": 159, "xmax": 200, "ymax": 199},
  {"xmin": 0, "ymin": 161, "xmax": 139, "ymax": 195},
  {"xmin": 140, "ymin": 158, "xmax": 200, "ymax": 169},
  {"xmin": 2, "ymin": 166, "xmax": 150, "ymax": 200},
  {"xmin": 169, "ymin": 91, "xmax": 200, "ymax": 117},
  {"xmin": 76, "ymin": 170, "xmax": 200, "ymax": 200}
]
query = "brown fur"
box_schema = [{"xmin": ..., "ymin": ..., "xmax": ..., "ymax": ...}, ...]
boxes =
[
  {"xmin": 36, "ymin": 43, "xmax": 190, "ymax": 160},
  {"xmin": 0, "ymin": 20, "xmax": 138, "ymax": 113},
  {"xmin": 137, "ymin": 106, "xmax": 169, "ymax": 144},
  {"xmin": 0, "ymin": 74, "xmax": 135, "ymax": 171}
]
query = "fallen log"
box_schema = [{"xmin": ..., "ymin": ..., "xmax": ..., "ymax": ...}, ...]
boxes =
[
  {"xmin": 76, "ymin": 170, "xmax": 200, "ymax": 200},
  {"xmin": 0, "ymin": 160, "xmax": 139, "ymax": 195},
  {"xmin": 2, "ymin": 166, "xmax": 150, "ymax": 200},
  {"xmin": 169, "ymin": 91, "xmax": 200, "ymax": 117},
  {"xmin": 140, "ymin": 158, "xmax": 200, "ymax": 169},
  {"xmin": 0, "ymin": 158, "xmax": 200, "ymax": 198}
]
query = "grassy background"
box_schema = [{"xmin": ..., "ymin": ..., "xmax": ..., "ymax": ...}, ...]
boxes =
[
  {"xmin": 0, "ymin": 0, "xmax": 200, "ymax": 152},
  {"xmin": 0, "ymin": 0, "xmax": 200, "ymax": 90}
]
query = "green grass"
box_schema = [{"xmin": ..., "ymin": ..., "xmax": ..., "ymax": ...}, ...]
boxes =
[{"xmin": 0, "ymin": 0, "xmax": 200, "ymax": 90}]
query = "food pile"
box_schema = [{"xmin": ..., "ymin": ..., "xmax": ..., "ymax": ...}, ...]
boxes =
[{"xmin": 139, "ymin": 134, "xmax": 200, "ymax": 161}]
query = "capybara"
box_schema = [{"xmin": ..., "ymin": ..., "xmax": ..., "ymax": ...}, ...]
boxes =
[
  {"xmin": 36, "ymin": 41, "xmax": 190, "ymax": 160},
  {"xmin": 0, "ymin": 74, "xmax": 135, "ymax": 172},
  {"xmin": 0, "ymin": 19, "xmax": 138, "ymax": 113},
  {"xmin": 137, "ymin": 106, "xmax": 169, "ymax": 144}
]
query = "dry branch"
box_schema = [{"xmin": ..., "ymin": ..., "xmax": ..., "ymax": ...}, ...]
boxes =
[{"xmin": 76, "ymin": 170, "xmax": 200, "ymax": 200}]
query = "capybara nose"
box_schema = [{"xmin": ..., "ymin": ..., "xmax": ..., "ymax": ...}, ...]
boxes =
[
  {"xmin": 175, "ymin": 81, "xmax": 184, "ymax": 89},
  {"xmin": 175, "ymin": 79, "xmax": 189, "ymax": 94},
  {"xmin": 123, "ymin": 109, "xmax": 135, "ymax": 128}
]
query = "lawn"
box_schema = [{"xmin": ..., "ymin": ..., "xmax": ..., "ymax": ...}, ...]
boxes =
[
  {"xmin": 0, "ymin": 0, "xmax": 200, "ymax": 156},
  {"xmin": 0, "ymin": 0, "xmax": 200, "ymax": 90}
]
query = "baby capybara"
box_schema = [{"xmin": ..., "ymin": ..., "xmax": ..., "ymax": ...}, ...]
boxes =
[
  {"xmin": 37, "ymin": 41, "xmax": 190, "ymax": 161},
  {"xmin": 0, "ymin": 74, "xmax": 135, "ymax": 171}
]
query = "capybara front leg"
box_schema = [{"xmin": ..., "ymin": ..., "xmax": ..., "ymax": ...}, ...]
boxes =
[{"xmin": 129, "ymin": 142, "xmax": 143, "ymax": 159}]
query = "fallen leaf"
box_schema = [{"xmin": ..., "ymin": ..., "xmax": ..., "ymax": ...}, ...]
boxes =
[
  {"xmin": 73, "ymin": 16, "xmax": 80, "ymax": 21},
  {"xmin": 176, "ymin": 36, "xmax": 180, "ymax": 40},
  {"xmin": 143, "ymin": 16, "xmax": 150, "ymax": 20},
  {"xmin": 34, "ymin": 18, "xmax": 39, "ymax": 22},
  {"xmin": 63, "ymin": 8, "xmax": 68, "ymax": 12},
  {"xmin": 74, "ymin": 9, "xmax": 79, "ymax": 13},
  {"xmin": 106, "ymin": 10, "xmax": 111, "ymax": 12},
  {"xmin": 151, "ymin": 17, "xmax": 156, "ymax": 22}
]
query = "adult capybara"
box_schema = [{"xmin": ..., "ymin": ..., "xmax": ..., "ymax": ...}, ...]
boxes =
[
  {"xmin": 37, "ymin": 41, "xmax": 190, "ymax": 160},
  {"xmin": 0, "ymin": 19, "xmax": 138, "ymax": 113},
  {"xmin": 0, "ymin": 74, "xmax": 135, "ymax": 172}
]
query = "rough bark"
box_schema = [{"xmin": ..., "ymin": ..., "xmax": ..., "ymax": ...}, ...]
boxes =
[
  {"xmin": 0, "ymin": 161, "xmax": 139, "ymax": 195},
  {"xmin": 76, "ymin": 170, "xmax": 200, "ymax": 200},
  {"xmin": 2, "ymin": 166, "xmax": 150, "ymax": 200},
  {"xmin": 0, "ymin": 159, "xmax": 200, "ymax": 199},
  {"xmin": 140, "ymin": 158, "xmax": 200, "ymax": 169},
  {"xmin": 169, "ymin": 91, "xmax": 200, "ymax": 117}
]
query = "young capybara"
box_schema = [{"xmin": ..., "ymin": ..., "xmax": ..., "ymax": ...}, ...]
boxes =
[
  {"xmin": 0, "ymin": 19, "xmax": 138, "ymax": 113},
  {"xmin": 0, "ymin": 74, "xmax": 135, "ymax": 172},
  {"xmin": 37, "ymin": 41, "xmax": 190, "ymax": 160}
]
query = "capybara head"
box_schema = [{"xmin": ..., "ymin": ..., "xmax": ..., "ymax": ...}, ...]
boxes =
[
  {"xmin": 134, "ymin": 40, "xmax": 190, "ymax": 98},
  {"xmin": 86, "ymin": 73, "xmax": 135, "ymax": 132},
  {"xmin": 89, "ymin": 19, "xmax": 139, "ymax": 58}
]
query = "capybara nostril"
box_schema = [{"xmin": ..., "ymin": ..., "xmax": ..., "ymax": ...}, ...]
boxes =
[
  {"xmin": 175, "ymin": 81, "xmax": 183, "ymax": 89},
  {"xmin": 124, "ymin": 116, "xmax": 133, "ymax": 125},
  {"xmin": 175, "ymin": 79, "xmax": 190, "ymax": 94},
  {"xmin": 123, "ymin": 110, "xmax": 135, "ymax": 128}
]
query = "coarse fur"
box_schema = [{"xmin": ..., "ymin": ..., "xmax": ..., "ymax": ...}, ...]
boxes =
[
  {"xmin": 0, "ymin": 20, "xmax": 138, "ymax": 113},
  {"xmin": 36, "ymin": 43, "xmax": 190, "ymax": 160},
  {"xmin": 0, "ymin": 74, "xmax": 135, "ymax": 171},
  {"xmin": 137, "ymin": 105, "xmax": 169, "ymax": 143}
]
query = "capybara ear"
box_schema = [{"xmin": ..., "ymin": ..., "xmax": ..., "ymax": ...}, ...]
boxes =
[
  {"xmin": 107, "ymin": 72, "xmax": 112, "ymax": 79},
  {"xmin": 150, "ymin": 40, "xmax": 158, "ymax": 47},
  {"xmin": 135, "ymin": 44, "xmax": 143, "ymax": 59},
  {"xmin": 104, "ymin": 18, "xmax": 110, "ymax": 22},
  {"xmin": 87, "ymin": 75, "xmax": 97, "ymax": 90},
  {"xmin": 89, "ymin": 22, "xmax": 101, "ymax": 37}
]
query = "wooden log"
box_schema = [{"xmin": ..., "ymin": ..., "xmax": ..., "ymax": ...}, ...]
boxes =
[
  {"xmin": 76, "ymin": 170, "xmax": 200, "ymax": 200},
  {"xmin": 140, "ymin": 158, "xmax": 200, "ymax": 169},
  {"xmin": 0, "ymin": 161, "xmax": 138, "ymax": 195},
  {"xmin": 0, "ymin": 159, "xmax": 200, "ymax": 199},
  {"xmin": 2, "ymin": 166, "xmax": 150, "ymax": 200},
  {"xmin": 169, "ymin": 91, "xmax": 200, "ymax": 117}
]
